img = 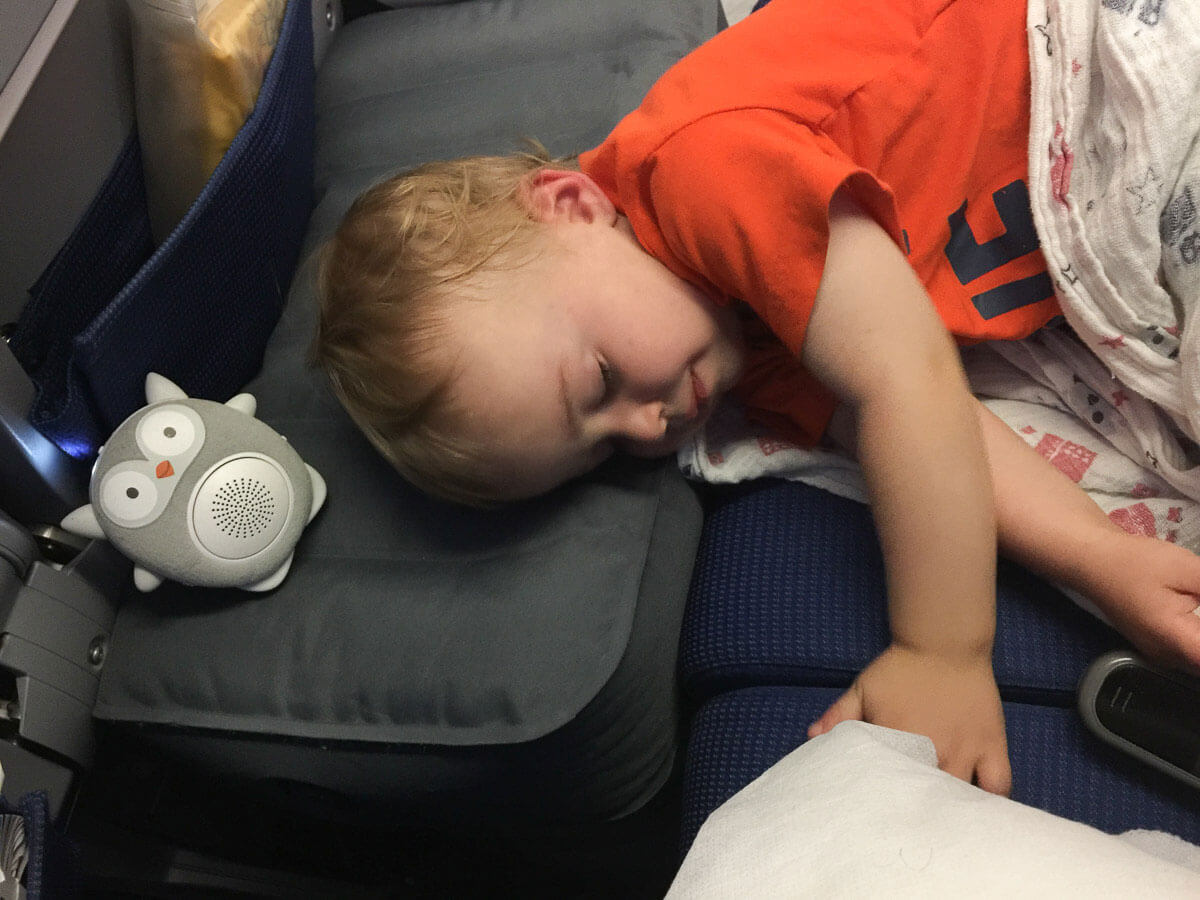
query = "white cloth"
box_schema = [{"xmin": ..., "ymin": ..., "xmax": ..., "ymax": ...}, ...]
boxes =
[
  {"xmin": 680, "ymin": 331, "xmax": 1200, "ymax": 555},
  {"xmin": 1026, "ymin": 0, "xmax": 1200, "ymax": 480},
  {"xmin": 667, "ymin": 721, "xmax": 1200, "ymax": 899}
]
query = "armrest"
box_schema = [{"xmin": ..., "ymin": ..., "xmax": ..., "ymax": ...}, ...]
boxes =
[
  {"xmin": 0, "ymin": 507, "xmax": 37, "ymax": 579},
  {"xmin": 0, "ymin": 502, "xmax": 125, "ymax": 773}
]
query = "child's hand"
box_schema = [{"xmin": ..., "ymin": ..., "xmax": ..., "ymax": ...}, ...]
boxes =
[
  {"xmin": 808, "ymin": 643, "xmax": 1012, "ymax": 795},
  {"xmin": 1082, "ymin": 531, "xmax": 1200, "ymax": 674}
]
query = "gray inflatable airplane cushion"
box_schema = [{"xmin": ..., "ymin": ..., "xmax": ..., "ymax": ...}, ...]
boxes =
[{"xmin": 93, "ymin": 0, "xmax": 717, "ymax": 822}]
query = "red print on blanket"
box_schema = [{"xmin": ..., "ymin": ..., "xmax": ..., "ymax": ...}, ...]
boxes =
[
  {"xmin": 1034, "ymin": 433, "xmax": 1096, "ymax": 483},
  {"xmin": 1109, "ymin": 503, "xmax": 1158, "ymax": 538},
  {"xmin": 1049, "ymin": 123, "xmax": 1074, "ymax": 205},
  {"xmin": 757, "ymin": 436, "xmax": 800, "ymax": 456}
]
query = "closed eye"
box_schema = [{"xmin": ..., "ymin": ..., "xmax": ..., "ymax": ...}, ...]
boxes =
[{"xmin": 598, "ymin": 358, "xmax": 615, "ymax": 401}]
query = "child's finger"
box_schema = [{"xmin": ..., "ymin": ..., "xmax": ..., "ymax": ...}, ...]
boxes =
[
  {"xmin": 1170, "ymin": 547, "xmax": 1200, "ymax": 593},
  {"xmin": 1166, "ymin": 604, "xmax": 1200, "ymax": 674},
  {"xmin": 807, "ymin": 688, "xmax": 862, "ymax": 739},
  {"xmin": 942, "ymin": 756, "xmax": 975, "ymax": 786},
  {"xmin": 973, "ymin": 751, "xmax": 1013, "ymax": 797}
]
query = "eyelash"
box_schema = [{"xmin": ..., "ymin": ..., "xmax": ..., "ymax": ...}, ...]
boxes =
[{"xmin": 598, "ymin": 359, "xmax": 615, "ymax": 398}]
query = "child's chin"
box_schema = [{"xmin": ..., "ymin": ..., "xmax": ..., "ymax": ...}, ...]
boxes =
[
  {"xmin": 625, "ymin": 447, "xmax": 675, "ymax": 461},
  {"xmin": 627, "ymin": 431, "xmax": 700, "ymax": 460}
]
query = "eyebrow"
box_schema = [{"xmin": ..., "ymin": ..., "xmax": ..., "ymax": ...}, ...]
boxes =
[{"xmin": 559, "ymin": 360, "xmax": 583, "ymax": 440}]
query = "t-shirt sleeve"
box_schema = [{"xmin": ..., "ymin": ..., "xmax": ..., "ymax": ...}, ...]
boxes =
[
  {"xmin": 645, "ymin": 107, "xmax": 900, "ymax": 356},
  {"xmin": 640, "ymin": 109, "xmax": 901, "ymax": 443}
]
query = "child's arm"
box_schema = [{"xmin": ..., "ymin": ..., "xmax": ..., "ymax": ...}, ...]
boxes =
[
  {"xmin": 975, "ymin": 403, "xmax": 1200, "ymax": 674},
  {"xmin": 801, "ymin": 191, "xmax": 1011, "ymax": 795}
]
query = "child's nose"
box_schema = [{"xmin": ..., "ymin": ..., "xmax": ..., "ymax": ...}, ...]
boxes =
[{"xmin": 614, "ymin": 399, "xmax": 667, "ymax": 444}]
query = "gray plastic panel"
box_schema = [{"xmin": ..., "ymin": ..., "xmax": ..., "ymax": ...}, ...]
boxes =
[
  {"xmin": 0, "ymin": 0, "xmax": 57, "ymax": 94},
  {"xmin": 0, "ymin": 0, "xmax": 133, "ymax": 325},
  {"xmin": 0, "ymin": 633, "xmax": 97, "ymax": 716},
  {"xmin": 0, "ymin": 740, "xmax": 74, "ymax": 819},
  {"xmin": 14, "ymin": 671, "xmax": 94, "ymax": 763}
]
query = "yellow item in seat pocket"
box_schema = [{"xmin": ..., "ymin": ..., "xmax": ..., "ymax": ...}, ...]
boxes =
[{"xmin": 127, "ymin": 0, "xmax": 287, "ymax": 243}]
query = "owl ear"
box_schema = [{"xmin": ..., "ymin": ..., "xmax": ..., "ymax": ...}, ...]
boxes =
[
  {"xmin": 133, "ymin": 566, "xmax": 164, "ymax": 592},
  {"xmin": 145, "ymin": 372, "xmax": 188, "ymax": 405},
  {"xmin": 224, "ymin": 392, "xmax": 257, "ymax": 417},
  {"xmin": 61, "ymin": 504, "xmax": 106, "ymax": 541}
]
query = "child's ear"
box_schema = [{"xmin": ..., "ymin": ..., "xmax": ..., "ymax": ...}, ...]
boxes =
[{"xmin": 522, "ymin": 169, "xmax": 617, "ymax": 225}]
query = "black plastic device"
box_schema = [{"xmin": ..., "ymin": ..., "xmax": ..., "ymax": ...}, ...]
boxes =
[{"xmin": 1078, "ymin": 650, "xmax": 1200, "ymax": 791}]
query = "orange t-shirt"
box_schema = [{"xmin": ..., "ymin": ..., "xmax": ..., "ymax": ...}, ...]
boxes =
[{"xmin": 579, "ymin": 0, "xmax": 1059, "ymax": 444}]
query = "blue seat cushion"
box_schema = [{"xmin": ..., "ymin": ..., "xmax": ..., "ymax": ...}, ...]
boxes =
[
  {"xmin": 681, "ymin": 686, "xmax": 1200, "ymax": 855},
  {"xmin": 682, "ymin": 480, "xmax": 1125, "ymax": 704}
]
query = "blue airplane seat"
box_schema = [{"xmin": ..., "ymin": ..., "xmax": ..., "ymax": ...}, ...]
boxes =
[{"xmin": 679, "ymin": 480, "xmax": 1200, "ymax": 853}]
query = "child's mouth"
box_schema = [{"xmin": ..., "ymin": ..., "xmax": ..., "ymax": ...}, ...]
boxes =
[{"xmin": 689, "ymin": 369, "xmax": 711, "ymax": 422}]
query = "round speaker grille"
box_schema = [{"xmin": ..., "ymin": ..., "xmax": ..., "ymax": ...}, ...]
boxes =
[{"xmin": 192, "ymin": 456, "xmax": 291, "ymax": 559}]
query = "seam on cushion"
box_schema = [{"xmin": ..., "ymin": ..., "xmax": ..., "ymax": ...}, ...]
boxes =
[{"xmin": 318, "ymin": 40, "xmax": 674, "ymax": 115}]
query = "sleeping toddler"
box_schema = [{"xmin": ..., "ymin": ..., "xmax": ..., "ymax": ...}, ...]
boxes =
[{"xmin": 312, "ymin": 0, "xmax": 1200, "ymax": 793}]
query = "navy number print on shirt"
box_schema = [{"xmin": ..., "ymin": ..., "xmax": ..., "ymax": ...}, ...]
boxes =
[{"xmin": 944, "ymin": 179, "xmax": 1055, "ymax": 320}]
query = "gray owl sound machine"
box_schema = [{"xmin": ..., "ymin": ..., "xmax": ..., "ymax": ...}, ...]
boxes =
[{"xmin": 61, "ymin": 373, "xmax": 326, "ymax": 592}]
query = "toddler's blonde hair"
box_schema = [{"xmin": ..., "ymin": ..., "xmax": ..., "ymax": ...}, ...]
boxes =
[{"xmin": 312, "ymin": 143, "xmax": 577, "ymax": 506}]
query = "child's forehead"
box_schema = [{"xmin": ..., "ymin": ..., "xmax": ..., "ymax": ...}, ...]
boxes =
[{"xmin": 442, "ymin": 290, "xmax": 564, "ymax": 377}]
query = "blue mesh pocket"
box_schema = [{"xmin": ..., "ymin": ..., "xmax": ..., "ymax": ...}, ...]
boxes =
[{"xmin": 11, "ymin": 0, "xmax": 314, "ymax": 458}]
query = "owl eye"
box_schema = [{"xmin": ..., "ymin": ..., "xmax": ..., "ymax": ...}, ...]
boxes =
[
  {"xmin": 99, "ymin": 470, "xmax": 159, "ymax": 525},
  {"xmin": 138, "ymin": 408, "xmax": 197, "ymax": 456}
]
